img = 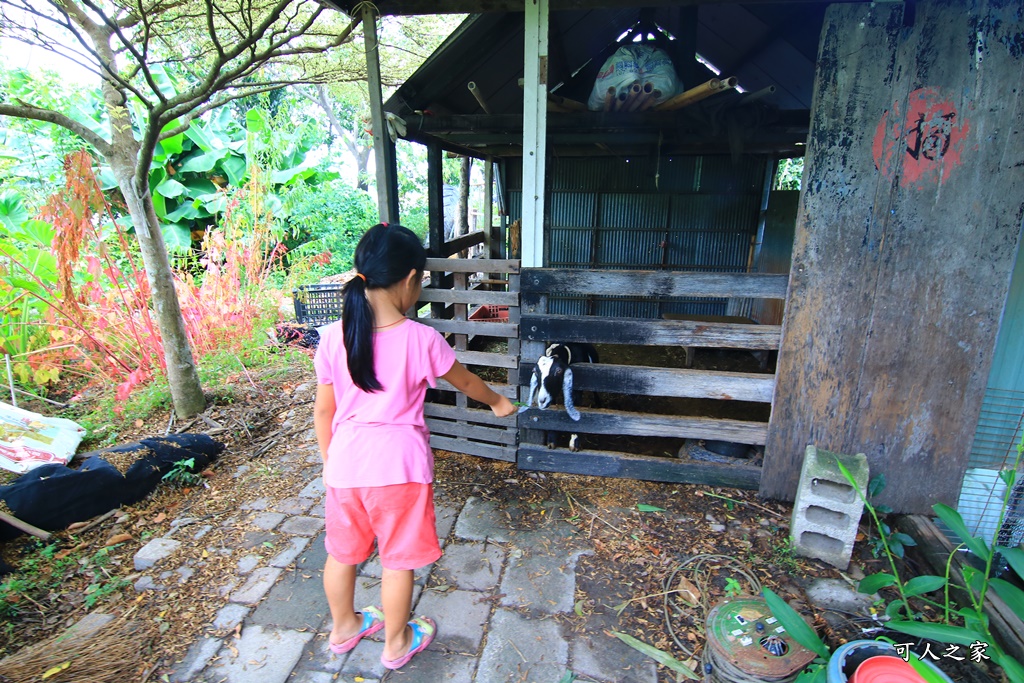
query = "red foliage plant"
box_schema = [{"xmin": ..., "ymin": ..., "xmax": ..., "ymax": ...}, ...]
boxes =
[{"xmin": 12, "ymin": 152, "xmax": 284, "ymax": 411}]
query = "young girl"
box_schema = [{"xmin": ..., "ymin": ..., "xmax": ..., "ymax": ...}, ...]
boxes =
[{"xmin": 313, "ymin": 223, "xmax": 515, "ymax": 670}]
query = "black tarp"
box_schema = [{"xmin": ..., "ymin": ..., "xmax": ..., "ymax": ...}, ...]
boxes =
[{"xmin": 0, "ymin": 434, "xmax": 223, "ymax": 541}]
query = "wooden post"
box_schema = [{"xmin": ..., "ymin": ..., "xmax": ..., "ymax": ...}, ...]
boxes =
[
  {"xmin": 484, "ymin": 157, "xmax": 496, "ymax": 259},
  {"xmin": 427, "ymin": 141, "xmax": 446, "ymax": 319},
  {"xmin": 761, "ymin": 0, "xmax": 1024, "ymax": 513},
  {"xmin": 363, "ymin": 6, "xmax": 399, "ymax": 223},
  {"xmin": 521, "ymin": 0, "xmax": 549, "ymax": 269}
]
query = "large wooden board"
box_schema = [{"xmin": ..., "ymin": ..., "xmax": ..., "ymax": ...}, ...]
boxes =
[
  {"xmin": 519, "ymin": 409, "xmax": 769, "ymax": 444},
  {"xmin": 521, "ymin": 269, "xmax": 788, "ymax": 300},
  {"xmin": 521, "ymin": 315, "xmax": 780, "ymax": 349},
  {"xmin": 518, "ymin": 363, "xmax": 775, "ymax": 402},
  {"xmin": 762, "ymin": 1, "xmax": 1024, "ymax": 513},
  {"xmin": 518, "ymin": 445, "xmax": 761, "ymax": 489}
]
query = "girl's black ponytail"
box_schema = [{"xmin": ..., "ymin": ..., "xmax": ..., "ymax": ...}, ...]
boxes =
[{"xmin": 342, "ymin": 223, "xmax": 427, "ymax": 392}]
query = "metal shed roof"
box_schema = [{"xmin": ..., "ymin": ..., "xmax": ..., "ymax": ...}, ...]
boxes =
[{"xmin": 348, "ymin": 4, "xmax": 836, "ymax": 156}]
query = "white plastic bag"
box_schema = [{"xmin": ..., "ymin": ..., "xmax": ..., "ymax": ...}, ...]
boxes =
[
  {"xmin": 0, "ymin": 402, "xmax": 85, "ymax": 473},
  {"xmin": 588, "ymin": 44, "xmax": 681, "ymax": 111}
]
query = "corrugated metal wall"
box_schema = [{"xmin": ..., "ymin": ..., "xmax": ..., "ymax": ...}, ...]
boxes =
[
  {"xmin": 750, "ymin": 190, "xmax": 799, "ymax": 325},
  {"xmin": 507, "ymin": 155, "xmax": 768, "ymax": 317}
]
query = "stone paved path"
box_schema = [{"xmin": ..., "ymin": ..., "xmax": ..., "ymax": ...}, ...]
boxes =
[{"xmin": 151, "ymin": 456, "xmax": 658, "ymax": 683}]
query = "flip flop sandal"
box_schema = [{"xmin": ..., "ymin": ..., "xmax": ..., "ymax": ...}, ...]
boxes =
[
  {"xmin": 329, "ymin": 606, "xmax": 385, "ymax": 654},
  {"xmin": 380, "ymin": 616, "xmax": 436, "ymax": 670}
]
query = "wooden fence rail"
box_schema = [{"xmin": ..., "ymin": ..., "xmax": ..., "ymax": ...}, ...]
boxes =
[
  {"xmin": 418, "ymin": 258, "xmax": 520, "ymax": 462},
  {"xmin": 517, "ymin": 267, "xmax": 785, "ymax": 486}
]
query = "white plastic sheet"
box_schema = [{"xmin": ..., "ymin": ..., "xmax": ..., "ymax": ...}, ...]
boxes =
[
  {"xmin": 0, "ymin": 401, "xmax": 85, "ymax": 473},
  {"xmin": 587, "ymin": 44, "xmax": 681, "ymax": 111}
]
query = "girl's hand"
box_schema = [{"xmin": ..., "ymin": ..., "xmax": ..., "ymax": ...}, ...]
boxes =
[{"xmin": 491, "ymin": 396, "xmax": 516, "ymax": 418}]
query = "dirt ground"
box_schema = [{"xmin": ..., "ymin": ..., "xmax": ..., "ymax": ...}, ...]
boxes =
[{"xmin": 0, "ymin": 353, "xmax": 1008, "ymax": 682}]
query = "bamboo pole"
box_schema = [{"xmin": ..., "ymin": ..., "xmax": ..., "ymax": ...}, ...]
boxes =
[
  {"xmin": 0, "ymin": 510, "xmax": 50, "ymax": 541},
  {"xmin": 638, "ymin": 90, "xmax": 661, "ymax": 111},
  {"xmin": 546, "ymin": 91, "xmax": 587, "ymax": 112},
  {"xmin": 601, "ymin": 86, "xmax": 616, "ymax": 112},
  {"xmin": 653, "ymin": 76, "xmax": 738, "ymax": 111},
  {"xmin": 741, "ymin": 84, "xmax": 777, "ymax": 105},
  {"xmin": 626, "ymin": 82, "xmax": 653, "ymax": 112},
  {"xmin": 467, "ymin": 81, "xmax": 493, "ymax": 115}
]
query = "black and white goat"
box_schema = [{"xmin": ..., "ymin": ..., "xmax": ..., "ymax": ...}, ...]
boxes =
[{"xmin": 523, "ymin": 343, "xmax": 599, "ymax": 449}]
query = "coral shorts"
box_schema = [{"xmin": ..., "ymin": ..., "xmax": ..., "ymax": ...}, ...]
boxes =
[{"xmin": 324, "ymin": 482, "xmax": 441, "ymax": 571}]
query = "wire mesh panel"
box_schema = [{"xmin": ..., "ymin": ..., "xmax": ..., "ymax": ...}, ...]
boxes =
[
  {"xmin": 957, "ymin": 387, "xmax": 1024, "ymax": 550},
  {"xmin": 415, "ymin": 258, "xmax": 520, "ymax": 462}
]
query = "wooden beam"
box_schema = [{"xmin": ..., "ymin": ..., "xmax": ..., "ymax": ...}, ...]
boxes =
[
  {"xmin": 425, "ymin": 402, "xmax": 514, "ymax": 425},
  {"xmin": 328, "ymin": 0, "xmax": 871, "ymax": 16},
  {"xmin": 363, "ymin": 7, "xmax": 399, "ymax": 222},
  {"xmin": 431, "ymin": 435, "xmax": 515, "ymax": 461},
  {"xmin": 518, "ymin": 445, "xmax": 761, "ymax": 489},
  {"xmin": 521, "ymin": 314, "xmax": 781, "ymax": 349},
  {"xmin": 405, "ymin": 111, "xmax": 810, "ymax": 135},
  {"xmin": 420, "ymin": 318, "xmax": 518, "ymax": 339},
  {"xmin": 442, "ymin": 230, "xmax": 486, "ymax": 256},
  {"xmin": 425, "ymin": 258, "xmax": 520, "ymax": 273},
  {"xmin": 521, "ymin": 268, "xmax": 788, "ymax": 299},
  {"xmin": 521, "ymin": 0, "xmax": 548, "ymax": 269},
  {"xmin": 519, "ymin": 408, "xmax": 769, "ymax": 444},
  {"xmin": 518, "ymin": 362, "xmax": 775, "ymax": 402},
  {"xmin": 418, "ymin": 288, "xmax": 519, "ymax": 306},
  {"xmin": 427, "ymin": 419, "xmax": 517, "ymax": 445}
]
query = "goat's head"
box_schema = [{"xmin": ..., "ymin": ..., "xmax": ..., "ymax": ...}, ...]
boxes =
[{"xmin": 534, "ymin": 355, "xmax": 565, "ymax": 410}]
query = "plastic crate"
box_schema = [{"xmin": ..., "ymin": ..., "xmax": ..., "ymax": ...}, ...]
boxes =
[{"xmin": 292, "ymin": 283, "xmax": 345, "ymax": 326}]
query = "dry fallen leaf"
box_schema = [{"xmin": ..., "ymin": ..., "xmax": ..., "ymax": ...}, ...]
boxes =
[
  {"xmin": 153, "ymin": 512, "xmax": 167, "ymax": 523},
  {"xmin": 105, "ymin": 533, "xmax": 133, "ymax": 546},
  {"xmin": 676, "ymin": 575, "xmax": 701, "ymax": 607}
]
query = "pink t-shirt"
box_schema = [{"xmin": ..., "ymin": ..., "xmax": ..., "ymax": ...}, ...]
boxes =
[{"xmin": 313, "ymin": 319, "xmax": 456, "ymax": 488}]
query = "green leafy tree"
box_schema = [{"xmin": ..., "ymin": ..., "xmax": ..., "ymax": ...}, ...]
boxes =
[{"xmin": 0, "ymin": 0, "xmax": 362, "ymax": 417}]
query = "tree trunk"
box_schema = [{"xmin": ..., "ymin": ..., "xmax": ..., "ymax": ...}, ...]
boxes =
[
  {"xmin": 457, "ymin": 156, "xmax": 471, "ymax": 237},
  {"xmin": 107, "ymin": 135, "xmax": 206, "ymax": 418},
  {"xmin": 121, "ymin": 173, "xmax": 207, "ymax": 417},
  {"xmin": 355, "ymin": 145, "xmax": 371, "ymax": 192}
]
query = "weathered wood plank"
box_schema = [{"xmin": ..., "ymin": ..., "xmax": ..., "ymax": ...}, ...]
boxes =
[
  {"xmin": 418, "ymin": 318, "xmax": 518, "ymax": 338},
  {"xmin": 431, "ymin": 435, "xmax": 515, "ymax": 462},
  {"xmin": 442, "ymin": 230, "xmax": 486, "ymax": 256},
  {"xmin": 434, "ymin": 379, "xmax": 517, "ymax": 399},
  {"xmin": 520, "ymin": 268, "xmax": 788, "ymax": 299},
  {"xmin": 518, "ymin": 363, "xmax": 774, "ymax": 402},
  {"xmin": 458, "ymin": 350, "xmax": 518, "ymax": 369},
  {"xmin": 763, "ymin": 1, "xmax": 1024, "ymax": 513},
  {"xmin": 518, "ymin": 409, "xmax": 769, "ymax": 444},
  {"xmin": 521, "ymin": 315, "xmax": 780, "ymax": 349},
  {"xmin": 426, "ymin": 418, "xmax": 517, "ymax": 445},
  {"xmin": 418, "ymin": 288, "xmax": 519, "ymax": 306},
  {"xmin": 424, "ymin": 403, "xmax": 513, "ymax": 426},
  {"xmin": 425, "ymin": 258, "xmax": 520, "ymax": 274},
  {"xmin": 517, "ymin": 446, "xmax": 761, "ymax": 489}
]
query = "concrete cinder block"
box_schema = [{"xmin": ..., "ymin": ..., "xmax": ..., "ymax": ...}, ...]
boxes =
[{"xmin": 791, "ymin": 445, "xmax": 868, "ymax": 570}]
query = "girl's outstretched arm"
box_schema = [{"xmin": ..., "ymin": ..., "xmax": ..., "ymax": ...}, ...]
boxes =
[
  {"xmin": 441, "ymin": 361, "xmax": 516, "ymax": 417},
  {"xmin": 313, "ymin": 384, "xmax": 337, "ymax": 464}
]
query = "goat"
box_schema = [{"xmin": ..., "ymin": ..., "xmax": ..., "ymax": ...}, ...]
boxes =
[{"xmin": 523, "ymin": 343, "xmax": 599, "ymax": 450}]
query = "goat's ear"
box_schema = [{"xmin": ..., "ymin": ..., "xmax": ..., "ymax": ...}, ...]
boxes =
[
  {"xmin": 526, "ymin": 369, "xmax": 539, "ymax": 407},
  {"xmin": 563, "ymin": 368, "xmax": 580, "ymax": 421},
  {"xmin": 551, "ymin": 364, "xmax": 565, "ymax": 378}
]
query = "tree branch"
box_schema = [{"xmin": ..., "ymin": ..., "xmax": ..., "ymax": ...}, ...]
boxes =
[{"xmin": 0, "ymin": 103, "xmax": 112, "ymax": 157}]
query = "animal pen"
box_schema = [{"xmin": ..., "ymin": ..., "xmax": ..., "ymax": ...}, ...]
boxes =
[{"xmin": 331, "ymin": 0, "xmax": 1024, "ymax": 528}]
